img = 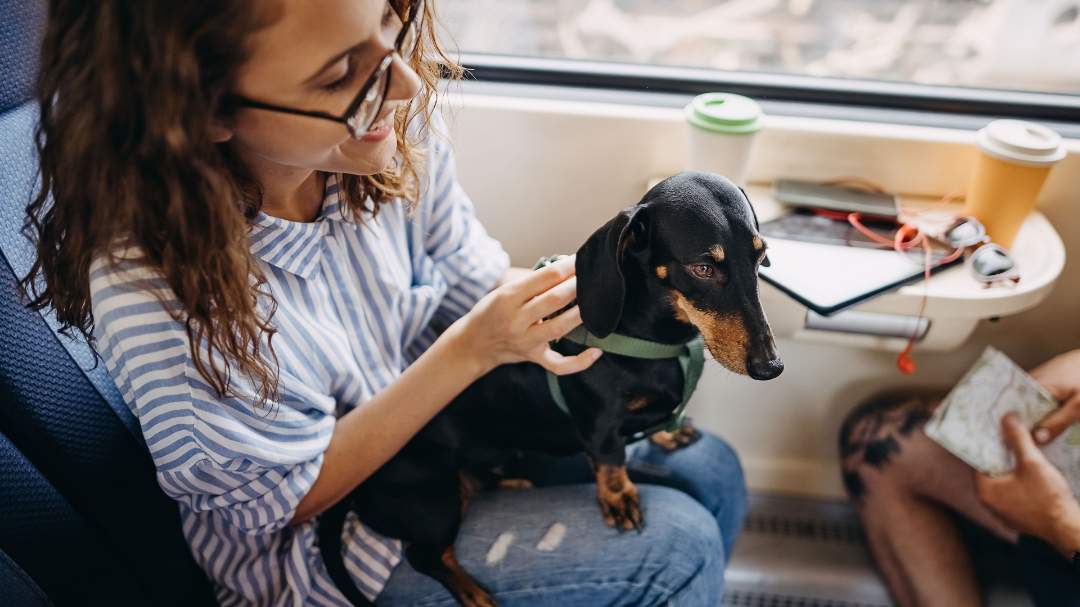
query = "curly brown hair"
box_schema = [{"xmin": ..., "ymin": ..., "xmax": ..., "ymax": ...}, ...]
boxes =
[{"xmin": 20, "ymin": 0, "xmax": 463, "ymax": 408}]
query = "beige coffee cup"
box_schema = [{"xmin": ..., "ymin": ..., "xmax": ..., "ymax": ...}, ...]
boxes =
[
  {"xmin": 685, "ymin": 93, "xmax": 763, "ymax": 187},
  {"xmin": 964, "ymin": 120, "xmax": 1065, "ymax": 248}
]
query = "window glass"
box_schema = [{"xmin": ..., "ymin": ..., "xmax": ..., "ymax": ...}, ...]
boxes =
[{"xmin": 441, "ymin": 0, "xmax": 1080, "ymax": 95}]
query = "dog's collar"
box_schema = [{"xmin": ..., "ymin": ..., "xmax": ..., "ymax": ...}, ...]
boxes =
[
  {"xmin": 534, "ymin": 255, "xmax": 706, "ymax": 443},
  {"xmin": 559, "ymin": 325, "xmax": 687, "ymax": 359}
]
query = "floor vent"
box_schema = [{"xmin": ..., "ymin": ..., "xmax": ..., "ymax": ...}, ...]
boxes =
[
  {"xmin": 724, "ymin": 492, "xmax": 1032, "ymax": 607},
  {"xmin": 723, "ymin": 589, "xmax": 889, "ymax": 607},
  {"xmin": 743, "ymin": 512, "xmax": 864, "ymax": 545}
]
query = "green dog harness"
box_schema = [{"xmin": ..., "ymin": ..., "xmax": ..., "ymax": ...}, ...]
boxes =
[{"xmin": 533, "ymin": 255, "xmax": 706, "ymax": 443}]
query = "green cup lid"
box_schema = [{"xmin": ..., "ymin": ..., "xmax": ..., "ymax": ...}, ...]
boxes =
[{"xmin": 685, "ymin": 93, "xmax": 763, "ymax": 134}]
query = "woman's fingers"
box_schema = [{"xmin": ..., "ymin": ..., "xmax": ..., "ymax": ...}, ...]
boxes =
[
  {"xmin": 528, "ymin": 305, "xmax": 585, "ymax": 343},
  {"xmin": 535, "ymin": 346, "xmax": 602, "ymax": 376},
  {"xmin": 505, "ymin": 255, "xmax": 576, "ymax": 304},
  {"xmin": 521, "ymin": 277, "xmax": 578, "ymax": 326},
  {"xmin": 529, "ymin": 306, "xmax": 601, "ymax": 374}
]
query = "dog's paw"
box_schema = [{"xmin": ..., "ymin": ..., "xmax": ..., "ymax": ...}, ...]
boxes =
[
  {"xmin": 457, "ymin": 586, "xmax": 498, "ymax": 607},
  {"xmin": 598, "ymin": 487, "xmax": 643, "ymax": 532},
  {"xmin": 436, "ymin": 545, "xmax": 499, "ymax": 607},
  {"xmin": 496, "ymin": 478, "xmax": 534, "ymax": 490},
  {"xmin": 595, "ymin": 464, "xmax": 644, "ymax": 532},
  {"xmin": 649, "ymin": 419, "xmax": 701, "ymax": 452}
]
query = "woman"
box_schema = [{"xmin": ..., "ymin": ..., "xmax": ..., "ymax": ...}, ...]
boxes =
[{"xmin": 23, "ymin": 0, "xmax": 747, "ymax": 604}]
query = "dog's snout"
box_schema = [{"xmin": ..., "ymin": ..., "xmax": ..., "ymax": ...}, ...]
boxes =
[
  {"xmin": 747, "ymin": 355, "xmax": 784, "ymax": 381},
  {"xmin": 743, "ymin": 306, "xmax": 783, "ymax": 380}
]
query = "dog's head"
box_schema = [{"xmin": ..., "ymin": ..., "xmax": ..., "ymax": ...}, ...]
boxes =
[{"xmin": 576, "ymin": 171, "xmax": 783, "ymax": 380}]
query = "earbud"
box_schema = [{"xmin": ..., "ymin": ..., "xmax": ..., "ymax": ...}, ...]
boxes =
[{"xmin": 896, "ymin": 349, "xmax": 916, "ymax": 375}]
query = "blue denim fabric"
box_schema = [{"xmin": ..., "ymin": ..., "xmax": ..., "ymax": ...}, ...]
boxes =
[{"xmin": 377, "ymin": 431, "xmax": 747, "ymax": 606}]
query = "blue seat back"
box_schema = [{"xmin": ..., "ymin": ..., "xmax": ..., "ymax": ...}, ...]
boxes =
[{"xmin": 0, "ymin": 2, "xmax": 216, "ymax": 604}]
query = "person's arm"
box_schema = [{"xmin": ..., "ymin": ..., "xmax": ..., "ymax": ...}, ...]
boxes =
[
  {"xmin": 290, "ymin": 256, "xmax": 602, "ymax": 525},
  {"xmin": 975, "ymin": 413, "xmax": 1080, "ymax": 558},
  {"xmin": 973, "ymin": 349, "xmax": 1080, "ymax": 557},
  {"xmin": 290, "ymin": 322, "xmax": 482, "ymax": 524}
]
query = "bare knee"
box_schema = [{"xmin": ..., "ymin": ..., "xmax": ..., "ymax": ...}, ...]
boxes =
[{"xmin": 838, "ymin": 392, "xmax": 941, "ymax": 502}]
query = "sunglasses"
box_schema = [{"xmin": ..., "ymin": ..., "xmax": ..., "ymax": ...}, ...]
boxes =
[
  {"xmin": 939, "ymin": 217, "xmax": 1020, "ymax": 286},
  {"xmin": 231, "ymin": 0, "xmax": 424, "ymax": 140}
]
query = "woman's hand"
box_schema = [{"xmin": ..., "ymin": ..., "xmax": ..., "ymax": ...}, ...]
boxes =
[
  {"xmin": 1031, "ymin": 349, "xmax": 1080, "ymax": 444},
  {"xmin": 450, "ymin": 255, "xmax": 602, "ymax": 377},
  {"xmin": 975, "ymin": 413, "xmax": 1080, "ymax": 556}
]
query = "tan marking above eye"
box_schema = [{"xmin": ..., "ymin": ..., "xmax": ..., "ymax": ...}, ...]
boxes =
[
  {"xmin": 627, "ymin": 395, "xmax": 651, "ymax": 411},
  {"xmin": 753, "ymin": 235, "xmax": 764, "ymax": 251},
  {"xmin": 655, "ymin": 265, "xmax": 668, "ymax": 279},
  {"xmin": 709, "ymin": 245, "xmax": 726, "ymax": 262}
]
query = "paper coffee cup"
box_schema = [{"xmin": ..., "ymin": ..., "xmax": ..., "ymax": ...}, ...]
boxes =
[
  {"xmin": 685, "ymin": 93, "xmax": 763, "ymax": 187},
  {"xmin": 964, "ymin": 119, "xmax": 1065, "ymax": 248}
]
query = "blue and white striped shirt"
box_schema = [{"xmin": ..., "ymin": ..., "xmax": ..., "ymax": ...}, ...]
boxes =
[{"xmin": 88, "ymin": 116, "xmax": 510, "ymax": 606}]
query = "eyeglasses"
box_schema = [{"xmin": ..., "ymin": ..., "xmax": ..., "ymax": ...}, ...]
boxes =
[
  {"xmin": 231, "ymin": 0, "xmax": 424, "ymax": 139},
  {"xmin": 939, "ymin": 217, "xmax": 1020, "ymax": 286}
]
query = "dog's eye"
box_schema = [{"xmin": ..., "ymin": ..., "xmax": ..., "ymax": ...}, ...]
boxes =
[{"xmin": 689, "ymin": 263, "xmax": 714, "ymax": 279}]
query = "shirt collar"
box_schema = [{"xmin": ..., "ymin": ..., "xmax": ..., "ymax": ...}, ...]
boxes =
[{"xmin": 248, "ymin": 173, "xmax": 347, "ymax": 279}]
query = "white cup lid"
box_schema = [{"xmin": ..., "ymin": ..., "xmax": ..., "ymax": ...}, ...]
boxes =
[{"xmin": 977, "ymin": 119, "xmax": 1066, "ymax": 167}]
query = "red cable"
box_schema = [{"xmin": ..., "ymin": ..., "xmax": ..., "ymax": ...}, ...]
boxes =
[
  {"xmin": 846, "ymin": 212, "xmax": 963, "ymax": 374},
  {"xmin": 810, "ymin": 178, "xmax": 968, "ymax": 375}
]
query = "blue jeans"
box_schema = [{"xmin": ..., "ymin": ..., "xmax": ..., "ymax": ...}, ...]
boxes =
[{"xmin": 377, "ymin": 431, "xmax": 747, "ymax": 606}]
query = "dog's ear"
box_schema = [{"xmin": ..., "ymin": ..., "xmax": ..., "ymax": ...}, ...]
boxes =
[
  {"xmin": 739, "ymin": 187, "xmax": 771, "ymax": 267},
  {"xmin": 575, "ymin": 205, "xmax": 647, "ymax": 338}
]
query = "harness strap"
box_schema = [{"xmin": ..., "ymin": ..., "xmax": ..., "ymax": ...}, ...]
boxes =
[{"xmin": 560, "ymin": 324, "xmax": 685, "ymax": 359}]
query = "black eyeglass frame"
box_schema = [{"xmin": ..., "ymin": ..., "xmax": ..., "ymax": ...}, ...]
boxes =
[{"xmin": 231, "ymin": 0, "xmax": 424, "ymax": 139}]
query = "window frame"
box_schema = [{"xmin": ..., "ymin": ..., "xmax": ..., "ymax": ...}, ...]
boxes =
[{"xmin": 459, "ymin": 53, "xmax": 1080, "ymax": 126}]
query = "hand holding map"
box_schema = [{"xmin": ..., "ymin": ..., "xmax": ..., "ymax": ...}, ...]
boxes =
[{"xmin": 925, "ymin": 347, "xmax": 1080, "ymax": 497}]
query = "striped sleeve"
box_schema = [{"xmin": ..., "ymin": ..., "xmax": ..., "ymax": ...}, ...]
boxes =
[
  {"xmin": 421, "ymin": 113, "xmax": 511, "ymax": 323},
  {"xmin": 88, "ymin": 252, "xmax": 334, "ymax": 535}
]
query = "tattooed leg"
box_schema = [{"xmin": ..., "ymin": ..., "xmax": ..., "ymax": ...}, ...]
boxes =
[
  {"xmin": 839, "ymin": 392, "xmax": 936, "ymax": 501},
  {"xmin": 838, "ymin": 393, "xmax": 1016, "ymax": 607}
]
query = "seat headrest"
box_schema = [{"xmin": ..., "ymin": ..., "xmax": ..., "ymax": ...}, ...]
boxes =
[{"xmin": 0, "ymin": 0, "xmax": 46, "ymax": 114}]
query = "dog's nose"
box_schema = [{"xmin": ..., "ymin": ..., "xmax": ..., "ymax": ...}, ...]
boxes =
[{"xmin": 747, "ymin": 356, "xmax": 784, "ymax": 380}]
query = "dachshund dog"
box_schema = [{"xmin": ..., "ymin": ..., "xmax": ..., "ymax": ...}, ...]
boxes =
[{"xmin": 318, "ymin": 171, "xmax": 784, "ymax": 606}]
